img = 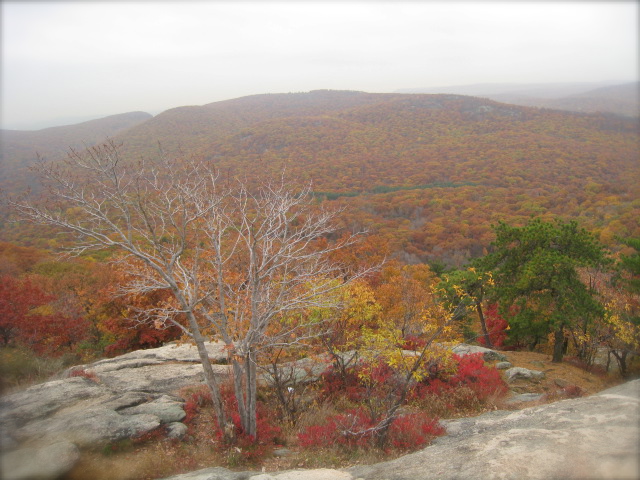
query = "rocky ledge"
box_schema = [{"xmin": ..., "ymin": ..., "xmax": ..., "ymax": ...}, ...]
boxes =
[
  {"xmin": 161, "ymin": 380, "xmax": 640, "ymax": 480},
  {"xmin": 1, "ymin": 342, "xmax": 638, "ymax": 480}
]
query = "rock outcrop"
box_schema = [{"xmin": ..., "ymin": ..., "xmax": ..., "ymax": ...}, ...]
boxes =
[
  {"xmin": 161, "ymin": 380, "xmax": 640, "ymax": 480},
  {"xmin": 0, "ymin": 342, "xmax": 229, "ymax": 479},
  {"xmin": 2, "ymin": 342, "xmax": 638, "ymax": 480}
]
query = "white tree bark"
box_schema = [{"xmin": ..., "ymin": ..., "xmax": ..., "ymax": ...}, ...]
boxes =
[{"xmin": 12, "ymin": 140, "xmax": 372, "ymax": 440}]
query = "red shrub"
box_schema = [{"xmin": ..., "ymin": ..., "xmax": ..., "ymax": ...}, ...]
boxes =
[
  {"xmin": 563, "ymin": 384, "xmax": 585, "ymax": 398},
  {"xmin": 388, "ymin": 413, "xmax": 445, "ymax": 450},
  {"xmin": 298, "ymin": 408, "xmax": 443, "ymax": 451},
  {"xmin": 410, "ymin": 353, "xmax": 507, "ymax": 402},
  {"xmin": 449, "ymin": 353, "xmax": 508, "ymax": 400},
  {"xmin": 69, "ymin": 368, "xmax": 99, "ymax": 383},
  {"xmin": 479, "ymin": 303, "xmax": 508, "ymax": 348}
]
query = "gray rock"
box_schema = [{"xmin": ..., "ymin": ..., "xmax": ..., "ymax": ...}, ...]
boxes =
[
  {"xmin": 15, "ymin": 407, "xmax": 161, "ymax": 447},
  {"xmin": 496, "ymin": 361, "xmax": 512, "ymax": 369},
  {"xmin": 250, "ymin": 471, "xmax": 352, "ymax": 480},
  {"xmin": 348, "ymin": 379, "xmax": 640, "ymax": 479},
  {"xmin": 450, "ymin": 343, "xmax": 508, "ymax": 362},
  {"xmin": 96, "ymin": 362, "xmax": 229, "ymax": 393},
  {"xmin": 159, "ymin": 466, "xmax": 254, "ymax": 480},
  {"xmin": 119, "ymin": 396, "xmax": 186, "ymax": 423},
  {"xmin": 0, "ymin": 441, "xmax": 80, "ymax": 480},
  {"xmin": 506, "ymin": 393, "xmax": 544, "ymax": 404},
  {"xmin": 83, "ymin": 341, "xmax": 229, "ymax": 373},
  {"xmin": 0, "ymin": 377, "xmax": 108, "ymax": 430},
  {"xmin": 272, "ymin": 447, "xmax": 292, "ymax": 457},
  {"xmin": 554, "ymin": 378, "xmax": 570, "ymax": 388},
  {"xmin": 166, "ymin": 422, "xmax": 189, "ymax": 440},
  {"xmin": 504, "ymin": 367, "xmax": 545, "ymax": 383}
]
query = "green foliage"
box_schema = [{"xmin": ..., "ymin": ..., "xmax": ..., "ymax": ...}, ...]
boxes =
[
  {"xmin": 485, "ymin": 218, "xmax": 607, "ymax": 360},
  {"xmin": 618, "ymin": 237, "xmax": 640, "ymax": 294}
]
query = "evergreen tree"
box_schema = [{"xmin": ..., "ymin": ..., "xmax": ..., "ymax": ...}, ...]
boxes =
[{"xmin": 485, "ymin": 218, "xmax": 607, "ymax": 362}]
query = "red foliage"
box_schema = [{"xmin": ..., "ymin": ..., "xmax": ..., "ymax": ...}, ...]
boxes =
[
  {"xmin": 388, "ymin": 413, "xmax": 445, "ymax": 450},
  {"xmin": 69, "ymin": 368, "xmax": 99, "ymax": 383},
  {"xmin": 411, "ymin": 353, "xmax": 508, "ymax": 401},
  {"xmin": 102, "ymin": 315, "xmax": 182, "ymax": 356},
  {"xmin": 298, "ymin": 408, "xmax": 443, "ymax": 450},
  {"xmin": 563, "ymin": 384, "xmax": 585, "ymax": 398},
  {"xmin": 401, "ymin": 334, "xmax": 427, "ymax": 351},
  {"xmin": 319, "ymin": 366, "xmax": 366, "ymax": 402},
  {"xmin": 182, "ymin": 383, "xmax": 281, "ymax": 461},
  {"xmin": 450, "ymin": 353, "xmax": 508, "ymax": 400},
  {"xmin": 320, "ymin": 362, "xmax": 396, "ymax": 403},
  {"xmin": 0, "ymin": 275, "xmax": 90, "ymax": 355},
  {"xmin": 479, "ymin": 303, "xmax": 508, "ymax": 348}
]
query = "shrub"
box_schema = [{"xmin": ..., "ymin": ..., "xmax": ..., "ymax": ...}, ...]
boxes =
[
  {"xmin": 181, "ymin": 383, "xmax": 281, "ymax": 464},
  {"xmin": 450, "ymin": 353, "xmax": 508, "ymax": 400},
  {"xmin": 298, "ymin": 408, "xmax": 443, "ymax": 451},
  {"xmin": 69, "ymin": 368, "xmax": 99, "ymax": 383},
  {"xmin": 478, "ymin": 303, "xmax": 508, "ymax": 348},
  {"xmin": 410, "ymin": 353, "xmax": 507, "ymax": 403},
  {"xmin": 388, "ymin": 413, "xmax": 445, "ymax": 450}
]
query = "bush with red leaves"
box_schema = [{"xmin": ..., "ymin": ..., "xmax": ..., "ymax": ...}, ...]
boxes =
[
  {"xmin": 298, "ymin": 408, "xmax": 444, "ymax": 451},
  {"xmin": 478, "ymin": 303, "xmax": 508, "ymax": 348}
]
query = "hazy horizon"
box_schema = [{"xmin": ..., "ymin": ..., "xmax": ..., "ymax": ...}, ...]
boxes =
[{"xmin": 2, "ymin": 2, "xmax": 638, "ymax": 130}]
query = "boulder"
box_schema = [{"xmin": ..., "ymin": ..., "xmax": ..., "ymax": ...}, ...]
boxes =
[
  {"xmin": 0, "ymin": 441, "xmax": 80, "ymax": 480},
  {"xmin": 119, "ymin": 395, "xmax": 186, "ymax": 423},
  {"xmin": 496, "ymin": 361, "xmax": 512, "ymax": 370},
  {"xmin": 15, "ymin": 407, "xmax": 161, "ymax": 447},
  {"xmin": 450, "ymin": 344, "xmax": 508, "ymax": 362},
  {"xmin": 166, "ymin": 422, "xmax": 189, "ymax": 440},
  {"xmin": 504, "ymin": 367, "xmax": 545, "ymax": 383}
]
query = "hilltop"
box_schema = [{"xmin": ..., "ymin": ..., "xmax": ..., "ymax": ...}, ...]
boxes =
[
  {"xmin": 398, "ymin": 81, "xmax": 640, "ymax": 117},
  {"xmin": 0, "ymin": 111, "xmax": 152, "ymax": 193}
]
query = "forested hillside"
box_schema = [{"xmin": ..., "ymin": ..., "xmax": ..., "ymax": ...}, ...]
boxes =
[
  {"xmin": 0, "ymin": 111, "xmax": 152, "ymax": 193},
  {"xmin": 3, "ymin": 90, "xmax": 637, "ymax": 267}
]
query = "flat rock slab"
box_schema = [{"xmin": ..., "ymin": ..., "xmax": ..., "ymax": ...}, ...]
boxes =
[
  {"xmin": 348, "ymin": 379, "xmax": 640, "ymax": 479},
  {"xmin": 0, "ymin": 377, "xmax": 108, "ymax": 431},
  {"xmin": 0, "ymin": 441, "xmax": 80, "ymax": 480},
  {"xmin": 15, "ymin": 407, "xmax": 161, "ymax": 447},
  {"xmin": 83, "ymin": 341, "xmax": 229, "ymax": 374},
  {"xmin": 250, "ymin": 470, "xmax": 353, "ymax": 480}
]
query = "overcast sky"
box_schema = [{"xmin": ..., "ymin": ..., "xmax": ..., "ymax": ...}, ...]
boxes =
[{"xmin": 1, "ymin": 1, "xmax": 638, "ymax": 130}]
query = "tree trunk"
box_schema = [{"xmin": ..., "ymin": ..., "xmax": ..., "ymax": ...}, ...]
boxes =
[
  {"xmin": 552, "ymin": 326, "xmax": 565, "ymax": 363},
  {"xmin": 612, "ymin": 350, "xmax": 628, "ymax": 378},
  {"xmin": 245, "ymin": 352, "xmax": 258, "ymax": 438},
  {"xmin": 475, "ymin": 301, "xmax": 493, "ymax": 348},
  {"xmin": 187, "ymin": 315, "xmax": 229, "ymax": 438}
]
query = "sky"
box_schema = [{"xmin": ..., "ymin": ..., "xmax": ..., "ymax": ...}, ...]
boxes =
[{"xmin": 1, "ymin": 1, "xmax": 638, "ymax": 130}]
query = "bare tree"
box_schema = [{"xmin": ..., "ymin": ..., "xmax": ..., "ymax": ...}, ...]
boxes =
[{"xmin": 12, "ymin": 140, "xmax": 368, "ymax": 440}]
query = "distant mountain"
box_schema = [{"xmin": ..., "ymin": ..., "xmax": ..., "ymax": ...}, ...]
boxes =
[
  {"xmin": 0, "ymin": 111, "xmax": 152, "ymax": 191},
  {"xmin": 2, "ymin": 91, "xmax": 638, "ymax": 266},
  {"xmin": 396, "ymin": 82, "xmax": 613, "ymax": 98},
  {"xmin": 397, "ymin": 82, "xmax": 639, "ymax": 118}
]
